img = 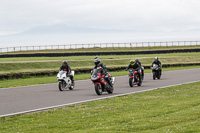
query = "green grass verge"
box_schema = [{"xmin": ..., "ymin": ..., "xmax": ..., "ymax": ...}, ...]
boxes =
[
  {"xmin": 1, "ymin": 66, "xmax": 200, "ymax": 89},
  {"xmin": 1, "ymin": 81, "xmax": 199, "ymax": 132}
]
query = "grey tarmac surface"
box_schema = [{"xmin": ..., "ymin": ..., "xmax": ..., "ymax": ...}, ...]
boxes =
[{"xmin": 0, "ymin": 68, "xmax": 200, "ymax": 117}]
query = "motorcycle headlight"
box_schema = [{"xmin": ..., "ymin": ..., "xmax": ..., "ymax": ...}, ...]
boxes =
[{"xmin": 92, "ymin": 75, "xmax": 99, "ymax": 80}]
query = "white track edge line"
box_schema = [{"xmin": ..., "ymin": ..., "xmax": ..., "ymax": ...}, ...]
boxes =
[{"xmin": 1, "ymin": 80, "xmax": 200, "ymax": 117}]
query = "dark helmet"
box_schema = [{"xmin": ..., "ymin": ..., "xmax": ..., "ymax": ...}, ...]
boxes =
[
  {"xmin": 135, "ymin": 58, "xmax": 139, "ymax": 62},
  {"xmin": 94, "ymin": 58, "xmax": 101, "ymax": 66},
  {"xmin": 62, "ymin": 60, "xmax": 68, "ymax": 67}
]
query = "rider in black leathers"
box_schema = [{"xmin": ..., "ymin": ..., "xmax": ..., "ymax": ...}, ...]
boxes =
[
  {"xmin": 135, "ymin": 58, "xmax": 144, "ymax": 78},
  {"xmin": 126, "ymin": 59, "xmax": 142, "ymax": 82},
  {"xmin": 93, "ymin": 57, "xmax": 112, "ymax": 85},
  {"xmin": 59, "ymin": 60, "xmax": 74, "ymax": 83},
  {"xmin": 93, "ymin": 57, "xmax": 107, "ymax": 75},
  {"xmin": 151, "ymin": 57, "xmax": 162, "ymax": 75}
]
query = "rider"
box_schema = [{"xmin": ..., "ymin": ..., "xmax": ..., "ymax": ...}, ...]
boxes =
[
  {"xmin": 59, "ymin": 60, "xmax": 74, "ymax": 84},
  {"xmin": 151, "ymin": 57, "xmax": 162, "ymax": 75},
  {"xmin": 93, "ymin": 56, "xmax": 107, "ymax": 75},
  {"xmin": 126, "ymin": 59, "xmax": 142, "ymax": 82},
  {"xmin": 135, "ymin": 58, "xmax": 144, "ymax": 78}
]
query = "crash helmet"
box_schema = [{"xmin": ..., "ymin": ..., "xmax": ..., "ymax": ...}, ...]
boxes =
[
  {"xmin": 155, "ymin": 57, "xmax": 158, "ymax": 60},
  {"xmin": 62, "ymin": 60, "xmax": 68, "ymax": 67},
  {"xmin": 135, "ymin": 58, "xmax": 139, "ymax": 62},
  {"xmin": 130, "ymin": 59, "xmax": 135, "ymax": 65},
  {"xmin": 94, "ymin": 58, "xmax": 101, "ymax": 66}
]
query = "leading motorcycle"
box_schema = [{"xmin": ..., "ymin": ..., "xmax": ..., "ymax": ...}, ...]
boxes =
[
  {"xmin": 91, "ymin": 67, "xmax": 115, "ymax": 95},
  {"xmin": 57, "ymin": 71, "xmax": 75, "ymax": 91}
]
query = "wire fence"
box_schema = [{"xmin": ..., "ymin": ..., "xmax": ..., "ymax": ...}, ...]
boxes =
[{"xmin": 0, "ymin": 41, "xmax": 199, "ymax": 53}]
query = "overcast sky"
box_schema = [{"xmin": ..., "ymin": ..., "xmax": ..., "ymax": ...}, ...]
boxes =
[{"xmin": 0, "ymin": 0, "xmax": 200, "ymax": 43}]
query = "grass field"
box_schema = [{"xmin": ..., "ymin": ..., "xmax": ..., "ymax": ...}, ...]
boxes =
[
  {"xmin": 1, "ymin": 81, "xmax": 199, "ymax": 132},
  {"xmin": 1, "ymin": 45, "xmax": 200, "ymax": 55},
  {"xmin": 1, "ymin": 52, "xmax": 200, "ymax": 75},
  {"xmin": 1, "ymin": 65, "xmax": 200, "ymax": 89},
  {"xmin": 1, "ymin": 52, "xmax": 200, "ymax": 62}
]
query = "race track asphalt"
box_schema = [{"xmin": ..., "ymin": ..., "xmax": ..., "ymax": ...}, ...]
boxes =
[{"xmin": 0, "ymin": 68, "xmax": 200, "ymax": 117}]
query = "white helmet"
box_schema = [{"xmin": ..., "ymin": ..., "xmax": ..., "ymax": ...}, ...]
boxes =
[{"xmin": 155, "ymin": 57, "xmax": 158, "ymax": 60}]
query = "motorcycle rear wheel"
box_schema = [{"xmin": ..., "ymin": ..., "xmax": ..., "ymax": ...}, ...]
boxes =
[
  {"xmin": 158, "ymin": 72, "xmax": 161, "ymax": 79},
  {"xmin": 95, "ymin": 84, "xmax": 102, "ymax": 95},
  {"xmin": 69, "ymin": 82, "xmax": 74, "ymax": 90},
  {"xmin": 107, "ymin": 86, "xmax": 113, "ymax": 94}
]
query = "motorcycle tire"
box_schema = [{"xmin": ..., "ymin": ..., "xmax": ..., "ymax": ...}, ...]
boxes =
[
  {"xmin": 69, "ymin": 82, "xmax": 74, "ymax": 90},
  {"xmin": 95, "ymin": 84, "xmax": 102, "ymax": 95},
  {"xmin": 107, "ymin": 86, "xmax": 113, "ymax": 94},
  {"xmin": 59, "ymin": 82, "xmax": 64, "ymax": 91},
  {"xmin": 158, "ymin": 72, "xmax": 161, "ymax": 79},
  {"xmin": 129, "ymin": 78, "xmax": 133, "ymax": 87},
  {"xmin": 153, "ymin": 72, "xmax": 156, "ymax": 80}
]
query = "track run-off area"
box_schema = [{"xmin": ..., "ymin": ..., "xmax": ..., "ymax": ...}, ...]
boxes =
[{"xmin": 0, "ymin": 68, "xmax": 200, "ymax": 117}]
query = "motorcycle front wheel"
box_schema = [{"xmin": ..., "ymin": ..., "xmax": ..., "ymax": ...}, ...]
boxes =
[
  {"xmin": 153, "ymin": 72, "xmax": 156, "ymax": 80},
  {"xmin": 95, "ymin": 84, "xmax": 102, "ymax": 95},
  {"xmin": 59, "ymin": 82, "xmax": 65, "ymax": 91},
  {"xmin": 129, "ymin": 78, "xmax": 133, "ymax": 87}
]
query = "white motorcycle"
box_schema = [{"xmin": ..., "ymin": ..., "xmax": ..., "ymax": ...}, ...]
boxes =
[{"xmin": 57, "ymin": 71, "xmax": 75, "ymax": 91}]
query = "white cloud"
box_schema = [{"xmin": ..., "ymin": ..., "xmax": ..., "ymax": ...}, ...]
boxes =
[{"xmin": 0, "ymin": 0, "xmax": 200, "ymax": 35}]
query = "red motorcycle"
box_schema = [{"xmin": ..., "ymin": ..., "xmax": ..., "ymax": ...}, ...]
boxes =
[
  {"xmin": 91, "ymin": 67, "xmax": 115, "ymax": 95},
  {"xmin": 128, "ymin": 68, "xmax": 143, "ymax": 87}
]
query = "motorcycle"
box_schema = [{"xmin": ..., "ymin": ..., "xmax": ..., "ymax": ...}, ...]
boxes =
[
  {"xmin": 91, "ymin": 67, "xmax": 115, "ymax": 95},
  {"xmin": 152, "ymin": 64, "xmax": 161, "ymax": 80},
  {"xmin": 128, "ymin": 68, "xmax": 143, "ymax": 87},
  {"xmin": 57, "ymin": 71, "xmax": 75, "ymax": 91}
]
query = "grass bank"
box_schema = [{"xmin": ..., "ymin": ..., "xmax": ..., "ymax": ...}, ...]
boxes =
[
  {"xmin": 1, "ymin": 81, "xmax": 199, "ymax": 132},
  {"xmin": 1, "ymin": 52, "xmax": 200, "ymax": 75},
  {"xmin": 0, "ymin": 66, "xmax": 200, "ymax": 89},
  {"xmin": 1, "ymin": 45, "xmax": 200, "ymax": 55},
  {"xmin": 1, "ymin": 52, "xmax": 200, "ymax": 62}
]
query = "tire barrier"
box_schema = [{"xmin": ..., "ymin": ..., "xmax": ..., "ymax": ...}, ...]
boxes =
[
  {"xmin": 0, "ymin": 48, "xmax": 200, "ymax": 58},
  {"xmin": 0, "ymin": 63, "xmax": 200, "ymax": 80}
]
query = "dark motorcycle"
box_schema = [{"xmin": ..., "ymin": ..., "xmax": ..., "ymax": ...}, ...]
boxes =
[
  {"xmin": 152, "ymin": 64, "xmax": 161, "ymax": 80},
  {"xmin": 128, "ymin": 68, "xmax": 142, "ymax": 87},
  {"xmin": 91, "ymin": 67, "xmax": 115, "ymax": 95}
]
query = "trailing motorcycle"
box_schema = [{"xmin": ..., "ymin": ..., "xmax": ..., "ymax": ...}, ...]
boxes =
[
  {"xmin": 91, "ymin": 67, "xmax": 115, "ymax": 95},
  {"xmin": 152, "ymin": 64, "xmax": 161, "ymax": 80},
  {"xmin": 128, "ymin": 68, "xmax": 143, "ymax": 87},
  {"xmin": 57, "ymin": 71, "xmax": 75, "ymax": 91}
]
